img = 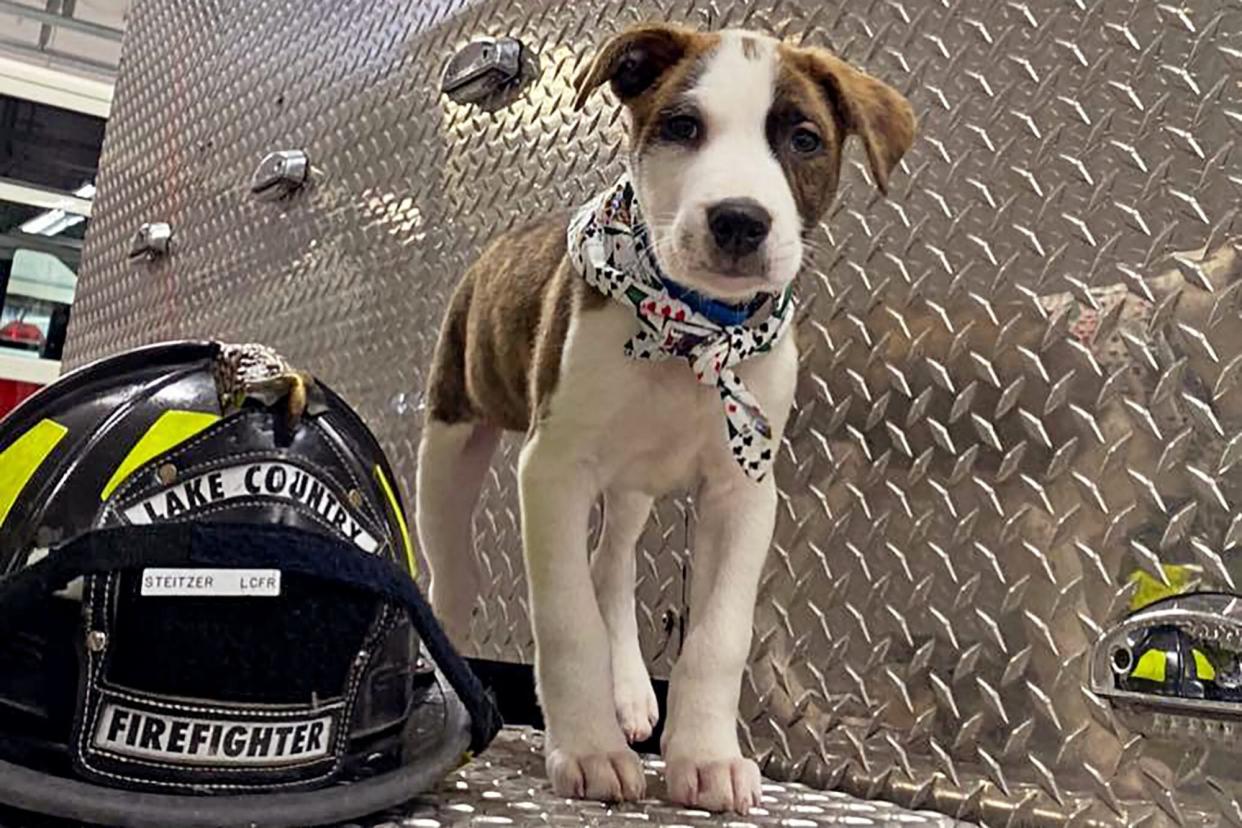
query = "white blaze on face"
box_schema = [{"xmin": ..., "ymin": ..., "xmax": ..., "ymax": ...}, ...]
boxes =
[{"xmin": 633, "ymin": 30, "xmax": 804, "ymax": 301}]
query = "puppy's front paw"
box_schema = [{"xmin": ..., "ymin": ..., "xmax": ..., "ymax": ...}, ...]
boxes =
[
  {"xmin": 616, "ymin": 686, "xmax": 659, "ymax": 744},
  {"xmin": 665, "ymin": 755, "xmax": 762, "ymax": 814},
  {"xmin": 614, "ymin": 665, "xmax": 659, "ymax": 743},
  {"xmin": 547, "ymin": 746, "xmax": 646, "ymax": 802}
]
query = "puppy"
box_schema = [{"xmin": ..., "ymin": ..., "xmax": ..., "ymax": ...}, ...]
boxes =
[{"xmin": 416, "ymin": 22, "xmax": 915, "ymax": 812}]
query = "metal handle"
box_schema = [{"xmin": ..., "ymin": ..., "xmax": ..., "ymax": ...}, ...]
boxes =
[
  {"xmin": 250, "ymin": 149, "xmax": 310, "ymax": 201},
  {"xmin": 128, "ymin": 222, "xmax": 172, "ymax": 262},
  {"xmin": 441, "ymin": 37, "xmax": 522, "ymax": 103}
]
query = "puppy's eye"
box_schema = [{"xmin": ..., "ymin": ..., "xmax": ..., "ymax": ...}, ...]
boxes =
[
  {"xmin": 790, "ymin": 126, "xmax": 823, "ymax": 154},
  {"xmin": 661, "ymin": 114, "xmax": 701, "ymax": 143}
]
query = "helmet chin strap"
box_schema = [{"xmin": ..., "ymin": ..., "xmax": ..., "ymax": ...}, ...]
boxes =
[{"xmin": 21, "ymin": 547, "xmax": 82, "ymax": 600}]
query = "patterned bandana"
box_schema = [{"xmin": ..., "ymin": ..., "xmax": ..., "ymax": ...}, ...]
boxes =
[{"xmin": 567, "ymin": 174, "xmax": 796, "ymax": 481}]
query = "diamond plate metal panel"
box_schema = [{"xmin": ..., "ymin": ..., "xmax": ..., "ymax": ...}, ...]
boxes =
[
  {"xmin": 66, "ymin": 0, "xmax": 1242, "ymax": 824},
  {"xmin": 67, "ymin": 0, "xmax": 236, "ymax": 353}
]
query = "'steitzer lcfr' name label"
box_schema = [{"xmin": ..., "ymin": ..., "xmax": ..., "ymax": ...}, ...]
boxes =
[{"xmin": 140, "ymin": 568, "xmax": 281, "ymax": 597}]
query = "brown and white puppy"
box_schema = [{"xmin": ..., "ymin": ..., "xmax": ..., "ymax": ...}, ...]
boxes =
[{"xmin": 416, "ymin": 23, "xmax": 915, "ymax": 812}]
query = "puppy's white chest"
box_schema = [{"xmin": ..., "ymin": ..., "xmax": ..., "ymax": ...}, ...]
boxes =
[
  {"xmin": 545, "ymin": 304, "xmax": 796, "ymax": 495},
  {"xmin": 600, "ymin": 362, "xmax": 719, "ymax": 493}
]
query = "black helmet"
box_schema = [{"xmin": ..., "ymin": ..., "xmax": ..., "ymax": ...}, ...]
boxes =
[{"xmin": 0, "ymin": 341, "xmax": 499, "ymax": 828}]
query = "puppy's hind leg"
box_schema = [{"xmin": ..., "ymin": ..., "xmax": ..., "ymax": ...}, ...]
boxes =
[
  {"xmin": 416, "ymin": 419, "xmax": 501, "ymax": 648},
  {"xmin": 592, "ymin": 490, "xmax": 659, "ymax": 743}
]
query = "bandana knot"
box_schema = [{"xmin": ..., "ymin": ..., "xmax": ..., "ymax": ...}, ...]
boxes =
[{"xmin": 567, "ymin": 175, "xmax": 795, "ymax": 481}]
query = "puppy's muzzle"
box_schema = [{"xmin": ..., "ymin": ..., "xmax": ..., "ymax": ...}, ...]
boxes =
[{"xmin": 707, "ymin": 198, "xmax": 771, "ymax": 260}]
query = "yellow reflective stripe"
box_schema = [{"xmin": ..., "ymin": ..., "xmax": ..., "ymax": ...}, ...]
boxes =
[
  {"xmin": 101, "ymin": 410, "xmax": 220, "ymax": 500},
  {"xmin": 1131, "ymin": 649, "xmax": 1167, "ymax": 683},
  {"xmin": 375, "ymin": 464, "xmax": 417, "ymax": 577},
  {"xmin": 0, "ymin": 419, "xmax": 68, "ymax": 530},
  {"xmin": 1193, "ymin": 649, "xmax": 1216, "ymax": 681},
  {"xmin": 1127, "ymin": 563, "xmax": 1201, "ymax": 611}
]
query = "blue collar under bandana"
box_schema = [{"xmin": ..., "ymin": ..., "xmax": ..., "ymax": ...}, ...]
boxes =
[
  {"xmin": 567, "ymin": 174, "xmax": 796, "ymax": 481},
  {"xmin": 660, "ymin": 277, "xmax": 770, "ymax": 327},
  {"xmin": 631, "ymin": 222, "xmax": 768, "ymax": 327}
]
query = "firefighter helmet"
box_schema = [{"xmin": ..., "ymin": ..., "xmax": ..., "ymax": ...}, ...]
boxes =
[{"xmin": 0, "ymin": 340, "xmax": 499, "ymax": 827}]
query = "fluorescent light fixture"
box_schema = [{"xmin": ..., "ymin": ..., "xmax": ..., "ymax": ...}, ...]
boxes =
[
  {"xmin": 17, "ymin": 182, "xmax": 95, "ymax": 236},
  {"xmin": 20, "ymin": 209, "xmax": 68, "ymax": 235},
  {"xmin": 28, "ymin": 212, "xmax": 86, "ymax": 236}
]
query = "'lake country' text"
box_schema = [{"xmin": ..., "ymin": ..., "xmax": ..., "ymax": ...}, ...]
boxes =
[{"xmin": 123, "ymin": 462, "xmax": 378, "ymax": 552}]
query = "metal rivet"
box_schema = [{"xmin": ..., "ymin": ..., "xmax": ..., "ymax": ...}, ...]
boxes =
[
  {"xmin": 662, "ymin": 608, "xmax": 679, "ymax": 633},
  {"xmin": 348, "ymin": 489, "xmax": 363, "ymax": 508},
  {"xmin": 86, "ymin": 631, "xmax": 108, "ymax": 653},
  {"xmin": 157, "ymin": 463, "xmax": 178, "ymax": 485}
]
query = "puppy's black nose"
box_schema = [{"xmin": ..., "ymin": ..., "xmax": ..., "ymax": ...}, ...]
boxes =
[{"xmin": 707, "ymin": 199, "xmax": 771, "ymax": 258}]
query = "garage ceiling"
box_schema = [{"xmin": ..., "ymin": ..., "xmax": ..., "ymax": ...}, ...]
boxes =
[{"xmin": 0, "ymin": 0, "xmax": 130, "ymax": 79}]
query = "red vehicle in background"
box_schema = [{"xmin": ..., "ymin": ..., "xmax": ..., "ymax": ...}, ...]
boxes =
[{"xmin": 0, "ymin": 317, "xmax": 46, "ymax": 353}]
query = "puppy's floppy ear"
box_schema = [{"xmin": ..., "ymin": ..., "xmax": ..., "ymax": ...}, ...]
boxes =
[
  {"xmin": 573, "ymin": 23, "xmax": 697, "ymax": 111},
  {"xmin": 792, "ymin": 48, "xmax": 916, "ymax": 194}
]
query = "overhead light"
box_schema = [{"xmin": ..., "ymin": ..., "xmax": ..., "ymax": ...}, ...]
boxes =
[
  {"xmin": 46, "ymin": 213, "xmax": 86, "ymax": 235},
  {"xmin": 17, "ymin": 182, "xmax": 94, "ymax": 236},
  {"xmin": 20, "ymin": 209, "xmax": 67, "ymax": 235},
  {"xmin": 20, "ymin": 209, "xmax": 85, "ymax": 236}
]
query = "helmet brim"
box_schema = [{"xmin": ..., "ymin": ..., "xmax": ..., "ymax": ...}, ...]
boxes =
[{"xmin": 0, "ymin": 674, "xmax": 471, "ymax": 828}]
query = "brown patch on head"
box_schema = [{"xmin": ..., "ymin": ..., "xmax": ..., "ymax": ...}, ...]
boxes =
[
  {"xmin": 573, "ymin": 23, "xmax": 719, "ymax": 147},
  {"xmin": 776, "ymin": 43, "xmax": 916, "ymax": 197},
  {"xmin": 740, "ymin": 36, "xmax": 761, "ymax": 60},
  {"xmin": 768, "ymin": 57, "xmax": 846, "ymax": 227}
]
